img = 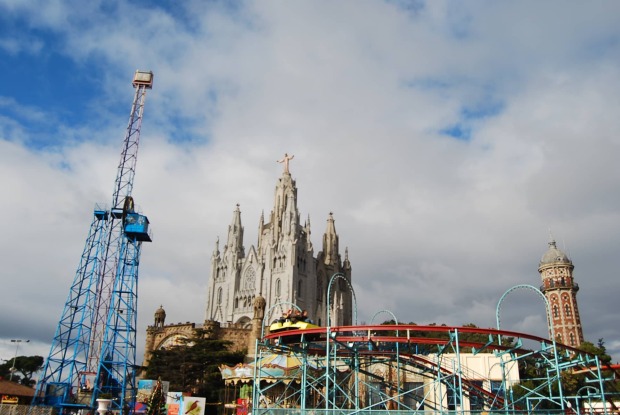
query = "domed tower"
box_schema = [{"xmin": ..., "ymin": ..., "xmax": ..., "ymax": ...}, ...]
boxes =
[
  {"xmin": 154, "ymin": 305, "xmax": 166, "ymax": 329},
  {"xmin": 538, "ymin": 239, "xmax": 584, "ymax": 346},
  {"xmin": 144, "ymin": 305, "xmax": 167, "ymax": 368}
]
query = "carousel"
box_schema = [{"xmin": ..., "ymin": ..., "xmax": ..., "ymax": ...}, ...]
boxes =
[{"xmin": 219, "ymin": 352, "xmax": 331, "ymax": 410}]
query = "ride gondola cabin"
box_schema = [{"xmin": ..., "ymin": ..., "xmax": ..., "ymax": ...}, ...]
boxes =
[{"xmin": 268, "ymin": 318, "xmax": 321, "ymax": 345}]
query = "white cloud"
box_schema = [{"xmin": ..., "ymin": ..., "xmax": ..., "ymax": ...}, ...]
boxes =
[{"xmin": 1, "ymin": 0, "xmax": 620, "ymax": 366}]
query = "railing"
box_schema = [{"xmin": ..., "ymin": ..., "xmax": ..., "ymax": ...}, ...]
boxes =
[{"xmin": 540, "ymin": 283, "xmax": 579, "ymax": 292}]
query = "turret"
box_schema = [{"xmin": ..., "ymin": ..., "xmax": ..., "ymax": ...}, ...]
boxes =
[
  {"xmin": 305, "ymin": 215, "xmax": 313, "ymax": 252},
  {"xmin": 343, "ymin": 247, "xmax": 351, "ymax": 271},
  {"xmin": 154, "ymin": 305, "xmax": 166, "ymax": 329},
  {"xmin": 226, "ymin": 204, "xmax": 245, "ymax": 257},
  {"xmin": 322, "ymin": 213, "xmax": 340, "ymax": 266},
  {"xmin": 258, "ymin": 211, "xmax": 265, "ymax": 250},
  {"xmin": 212, "ymin": 237, "xmax": 220, "ymax": 259}
]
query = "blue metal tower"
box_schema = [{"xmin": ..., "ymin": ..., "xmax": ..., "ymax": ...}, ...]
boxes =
[{"xmin": 33, "ymin": 70, "xmax": 154, "ymax": 415}]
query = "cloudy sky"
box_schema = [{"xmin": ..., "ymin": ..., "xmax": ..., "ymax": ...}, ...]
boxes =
[{"xmin": 1, "ymin": 0, "xmax": 619, "ymax": 367}]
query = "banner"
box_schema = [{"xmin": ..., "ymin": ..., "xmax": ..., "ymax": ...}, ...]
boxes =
[
  {"xmin": 137, "ymin": 379, "xmax": 170, "ymax": 403},
  {"xmin": 167, "ymin": 391, "xmax": 183, "ymax": 415}
]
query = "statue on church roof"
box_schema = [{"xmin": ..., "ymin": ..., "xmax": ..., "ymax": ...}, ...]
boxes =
[{"xmin": 277, "ymin": 153, "xmax": 294, "ymax": 174}]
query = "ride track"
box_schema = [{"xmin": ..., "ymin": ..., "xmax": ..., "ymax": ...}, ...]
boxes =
[{"xmin": 251, "ymin": 323, "xmax": 615, "ymax": 415}]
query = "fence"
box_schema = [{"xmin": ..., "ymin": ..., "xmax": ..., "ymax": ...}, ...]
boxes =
[{"xmin": 0, "ymin": 405, "xmax": 54, "ymax": 415}]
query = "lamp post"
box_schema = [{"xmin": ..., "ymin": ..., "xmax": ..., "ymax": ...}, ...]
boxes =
[{"xmin": 9, "ymin": 339, "xmax": 29, "ymax": 382}]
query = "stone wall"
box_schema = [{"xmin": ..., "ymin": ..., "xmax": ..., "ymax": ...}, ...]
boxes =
[
  {"xmin": 143, "ymin": 320, "xmax": 252, "ymax": 367},
  {"xmin": 218, "ymin": 326, "xmax": 251, "ymax": 353}
]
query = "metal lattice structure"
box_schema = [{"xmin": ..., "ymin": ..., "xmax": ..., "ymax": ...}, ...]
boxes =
[
  {"xmin": 32, "ymin": 71, "xmax": 154, "ymax": 415},
  {"xmin": 250, "ymin": 324, "xmax": 614, "ymax": 415},
  {"xmin": 240, "ymin": 276, "xmax": 616, "ymax": 415}
]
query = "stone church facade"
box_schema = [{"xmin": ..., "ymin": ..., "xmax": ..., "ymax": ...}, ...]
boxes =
[
  {"xmin": 204, "ymin": 165, "xmax": 353, "ymax": 328},
  {"xmin": 143, "ymin": 159, "xmax": 353, "ymax": 365}
]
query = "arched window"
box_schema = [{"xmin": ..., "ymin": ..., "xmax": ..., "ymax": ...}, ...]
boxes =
[
  {"xmin": 553, "ymin": 305, "xmax": 559, "ymax": 318},
  {"xmin": 275, "ymin": 278, "xmax": 281, "ymax": 297},
  {"xmin": 569, "ymin": 332, "xmax": 575, "ymax": 346},
  {"xmin": 564, "ymin": 304, "xmax": 571, "ymax": 317},
  {"xmin": 244, "ymin": 268, "xmax": 256, "ymax": 291},
  {"xmin": 217, "ymin": 287, "xmax": 222, "ymax": 304}
]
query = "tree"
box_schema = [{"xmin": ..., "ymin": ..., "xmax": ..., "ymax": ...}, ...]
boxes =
[
  {"xmin": 0, "ymin": 355, "xmax": 44, "ymax": 386},
  {"xmin": 145, "ymin": 330, "xmax": 244, "ymax": 409},
  {"xmin": 145, "ymin": 378, "xmax": 166, "ymax": 415},
  {"xmin": 579, "ymin": 339, "xmax": 612, "ymax": 365}
]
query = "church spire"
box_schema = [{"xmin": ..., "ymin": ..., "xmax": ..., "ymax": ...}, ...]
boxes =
[
  {"xmin": 322, "ymin": 212, "xmax": 339, "ymax": 265},
  {"xmin": 305, "ymin": 214, "xmax": 313, "ymax": 251},
  {"xmin": 270, "ymin": 164, "xmax": 299, "ymax": 245},
  {"xmin": 213, "ymin": 236, "xmax": 220, "ymax": 258},
  {"xmin": 226, "ymin": 204, "xmax": 244, "ymax": 256},
  {"xmin": 257, "ymin": 210, "xmax": 265, "ymax": 250}
]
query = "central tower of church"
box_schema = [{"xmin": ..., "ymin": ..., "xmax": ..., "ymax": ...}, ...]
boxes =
[{"xmin": 204, "ymin": 157, "xmax": 352, "ymax": 328}]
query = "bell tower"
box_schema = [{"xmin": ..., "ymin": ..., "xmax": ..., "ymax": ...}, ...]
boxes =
[{"xmin": 538, "ymin": 238, "xmax": 584, "ymax": 346}]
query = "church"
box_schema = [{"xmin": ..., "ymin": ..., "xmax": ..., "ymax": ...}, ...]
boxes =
[
  {"xmin": 143, "ymin": 156, "xmax": 586, "ymax": 366},
  {"xmin": 143, "ymin": 155, "xmax": 353, "ymax": 362}
]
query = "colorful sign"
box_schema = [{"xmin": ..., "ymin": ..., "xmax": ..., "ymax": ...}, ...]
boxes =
[
  {"xmin": 167, "ymin": 391, "xmax": 183, "ymax": 415},
  {"xmin": 137, "ymin": 379, "xmax": 170, "ymax": 403},
  {"xmin": 181, "ymin": 397, "xmax": 205, "ymax": 415}
]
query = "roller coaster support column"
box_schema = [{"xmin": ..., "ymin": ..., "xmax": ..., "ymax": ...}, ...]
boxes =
[
  {"xmin": 326, "ymin": 273, "xmax": 358, "ymax": 412},
  {"xmin": 592, "ymin": 356, "xmax": 609, "ymax": 415},
  {"xmin": 454, "ymin": 328, "xmax": 464, "ymax": 415},
  {"xmin": 496, "ymin": 284, "xmax": 564, "ymax": 412},
  {"xmin": 370, "ymin": 310, "xmax": 400, "ymax": 411},
  {"xmin": 251, "ymin": 336, "xmax": 259, "ymax": 413}
]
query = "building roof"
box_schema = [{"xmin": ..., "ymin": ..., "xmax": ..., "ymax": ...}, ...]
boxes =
[
  {"xmin": 540, "ymin": 239, "xmax": 572, "ymax": 266},
  {"xmin": 0, "ymin": 378, "xmax": 36, "ymax": 397}
]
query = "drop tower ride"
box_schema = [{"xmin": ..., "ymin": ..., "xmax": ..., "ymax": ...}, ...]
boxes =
[{"xmin": 32, "ymin": 70, "xmax": 154, "ymax": 415}]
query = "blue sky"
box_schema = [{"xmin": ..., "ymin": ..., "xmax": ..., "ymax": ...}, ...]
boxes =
[{"xmin": 2, "ymin": 0, "xmax": 620, "ymax": 365}]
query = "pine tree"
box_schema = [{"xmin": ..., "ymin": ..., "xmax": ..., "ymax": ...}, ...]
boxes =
[{"xmin": 145, "ymin": 330, "xmax": 244, "ymax": 401}]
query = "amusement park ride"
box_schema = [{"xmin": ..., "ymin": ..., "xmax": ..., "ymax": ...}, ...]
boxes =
[
  {"xmin": 229, "ymin": 276, "xmax": 619, "ymax": 415},
  {"xmin": 32, "ymin": 70, "xmax": 154, "ymax": 415}
]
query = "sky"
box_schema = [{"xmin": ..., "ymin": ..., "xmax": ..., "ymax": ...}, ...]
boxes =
[{"xmin": 1, "ymin": 0, "xmax": 620, "ymax": 369}]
